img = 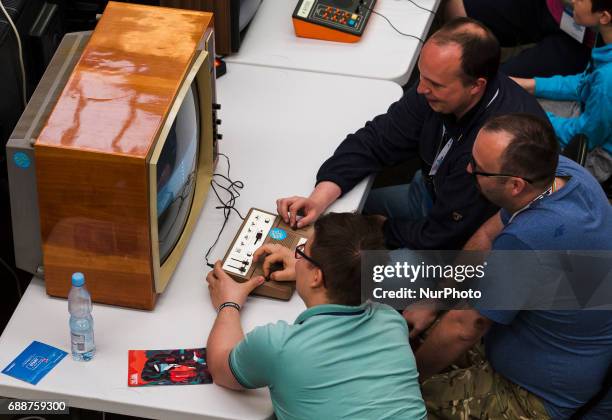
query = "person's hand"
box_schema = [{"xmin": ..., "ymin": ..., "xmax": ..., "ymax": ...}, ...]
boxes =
[
  {"xmin": 276, "ymin": 196, "xmax": 326, "ymax": 229},
  {"xmin": 403, "ymin": 307, "xmax": 438, "ymax": 339},
  {"xmin": 509, "ymin": 77, "xmax": 535, "ymax": 95},
  {"xmin": 206, "ymin": 261, "xmax": 264, "ymax": 309},
  {"xmin": 276, "ymin": 181, "xmax": 342, "ymax": 229},
  {"xmin": 252, "ymin": 244, "xmax": 296, "ymax": 281}
]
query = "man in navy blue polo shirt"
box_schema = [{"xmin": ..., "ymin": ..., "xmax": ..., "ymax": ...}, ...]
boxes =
[
  {"xmin": 405, "ymin": 113, "xmax": 612, "ymax": 419},
  {"xmin": 205, "ymin": 213, "xmax": 426, "ymax": 419},
  {"xmin": 275, "ymin": 18, "xmax": 545, "ymax": 251}
]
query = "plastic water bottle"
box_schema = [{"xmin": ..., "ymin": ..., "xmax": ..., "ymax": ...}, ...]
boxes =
[{"xmin": 68, "ymin": 272, "xmax": 95, "ymax": 361}]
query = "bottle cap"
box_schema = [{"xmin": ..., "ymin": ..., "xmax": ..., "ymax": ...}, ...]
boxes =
[{"xmin": 72, "ymin": 272, "xmax": 85, "ymax": 287}]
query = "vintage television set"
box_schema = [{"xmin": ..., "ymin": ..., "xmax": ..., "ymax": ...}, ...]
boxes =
[{"xmin": 6, "ymin": 1, "xmax": 220, "ymax": 309}]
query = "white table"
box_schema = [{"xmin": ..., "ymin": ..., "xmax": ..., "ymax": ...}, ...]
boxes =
[
  {"xmin": 0, "ymin": 64, "xmax": 402, "ymax": 419},
  {"xmin": 226, "ymin": 0, "xmax": 440, "ymax": 85}
]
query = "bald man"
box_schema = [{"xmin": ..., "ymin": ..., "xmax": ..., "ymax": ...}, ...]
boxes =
[{"xmin": 276, "ymin": 18, "xmax": 545, "ymax": 251}]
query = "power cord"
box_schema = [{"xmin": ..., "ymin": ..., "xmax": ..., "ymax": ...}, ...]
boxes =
[
  {"xmin": 369, "ymin": 9, "xmax": 424, "ymax": 43},
  {"xmin": 405, "ymin": 0, "xmax": 434, "ymax": 14},
  {"xmin": 204, "ymin": 153, "xmax": 245, "ymax": 268},
  {"xmin": 0, "ymin": 0, "xmax": 27, "ymax": 107},
  {"xmin": 0, "ymin": 256, "xmax": 22, "ymax": 300},
  {"xmin": 361, "ymin": 0, "xmax": 435, "ymax": 43}
]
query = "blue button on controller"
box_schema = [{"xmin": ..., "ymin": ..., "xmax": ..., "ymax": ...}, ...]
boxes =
[
  {"xmin": 269, "ymin": 227, "xmax": 287, "ymax": 241},
  {"xmin": 348, "ymin": 19, "xmax": 355, "ymax": 26}
]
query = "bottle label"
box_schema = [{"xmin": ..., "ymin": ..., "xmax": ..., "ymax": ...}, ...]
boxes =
[
  {"xmin": 71, "ymin": 333, "xmax": 93, "ymax": 353},
  {"xmin": 71, "ymin": 333, "xmax": 85, "ymax": 352}
]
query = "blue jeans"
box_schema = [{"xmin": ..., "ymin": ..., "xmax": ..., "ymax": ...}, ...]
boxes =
[
  {"xmin": 364, "ymin": 171, "xmax": 433, "ymax": 285},
  {"xmin": 363, "ymin": 170, "xmax": 432, "ymax": 221}
]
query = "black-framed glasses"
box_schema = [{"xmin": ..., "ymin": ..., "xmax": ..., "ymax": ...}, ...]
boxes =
[
  {"xmin": 469, "ymin": 155, "xmax": 535, "ymax": 184},
  {"xmin": 295, "ymin": 243, "xmax": 321, "ymax": 267},
  {"xmin": 295, "ymin": 243, "xmax": 326, "ymax": 286}
]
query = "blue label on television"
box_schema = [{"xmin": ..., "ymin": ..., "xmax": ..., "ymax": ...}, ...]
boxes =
[
  {"xmin": 13, "ymin": 152, "xmax": 31, "ymax": 169},
  {"xmin": 269, "ymin": 228, "xmax": 287, "ymax": 241}
]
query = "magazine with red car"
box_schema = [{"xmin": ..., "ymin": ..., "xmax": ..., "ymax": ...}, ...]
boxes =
[{"xmin": 128, "ymin": 347, "xmax": 212, "ymax": 386}]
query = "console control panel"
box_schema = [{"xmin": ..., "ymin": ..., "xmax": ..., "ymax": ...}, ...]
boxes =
[
  {"xmin": 222, "ymin": 208, "xmax": 311, "ymax": 300},
  {"xmin": 292, "ymin": 0, "xmax": 377, "ymax": 43}
]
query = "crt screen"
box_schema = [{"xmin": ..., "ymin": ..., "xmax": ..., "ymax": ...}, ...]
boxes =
[{"xmin": 156, "ymin": 82, "xmax": 200, "ymax": 264}]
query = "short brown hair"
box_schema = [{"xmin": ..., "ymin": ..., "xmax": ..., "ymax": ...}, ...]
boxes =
[
  {"xmin": 430, "ymin": 17, "xmax": 500, "ymax": 85},
  {"xmin": 592, "ymin": 0, "xmax": 612, "ymax": 13},
  {"xmin": 310, "ymin": 213, "xmax": 385, "ymax": 306},
  {"xmin": 482, "ymin": 113, "xmax": 559, "ymax": 187}
]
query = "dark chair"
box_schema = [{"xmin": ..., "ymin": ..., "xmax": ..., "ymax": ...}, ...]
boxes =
[
  {"xmin": 561, "ymin": 134, "xmax": 612, "ymax": 203},
  {"xmin": 601, "ymin": 175, "xmax": 612, "ymax": 200},
  {"xmin": 562, "ymin": 134, "xmax": 612, "ymax": 200},
  {"xmin": 562, "ymin": 133, "xmax": 589, "ymax": 167}
]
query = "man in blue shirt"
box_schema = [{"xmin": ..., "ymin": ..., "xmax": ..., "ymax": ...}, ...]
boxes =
[
  {"xmin": 404, "ymin": 113, "xmax": 612, "ymax": 419},
  {"xmin": 206, "ymin": 213, "xmax": 426, "ymax": 419}
]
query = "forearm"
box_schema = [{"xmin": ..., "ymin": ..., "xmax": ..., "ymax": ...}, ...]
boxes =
[
  {"xmin": 310, "ymin": 181, "xmax": 342, "ymax": 209},
  {"xmin": 316, "ymin": 90, "xmax": 423, "ymax": 193},
  {"xmin": 463, "ymin": 225, "xmax": 495, "ymax": 251},
  {"xmin": 513, "ymin": 77, "xmax": 535, "ymax": 95},
  {"xmin": 415, "ymin": 318, "xmax": 476, "ymax": 379},
  {"xmin": 415, "ymin": 311, "xmax": 490, "ymax": 380},
  {"xmin": 207, "ymin": 308, "xmax": 245, "ymax": 389},
  {"xmin": 463, "ymin": 212, "xmax": 503, "ymax": 251},
  {"xmin": 463, "ymin": 229, "xmax": 492, "ymax": 251},
  {"xmin": 443, "ymin": 0, "xmax": 467, "ymax": 20},
  {"xmin": 534, "ymin": 74, "xmax": 583, "ymax": 101},
  {"xmin": 549, "ymin": 91, "xmax": 612, "ymax": 149}
]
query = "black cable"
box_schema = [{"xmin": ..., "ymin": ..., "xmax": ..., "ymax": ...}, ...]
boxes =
[
  {"xmin": 210, "ymin": 173, "xmax": 245, "ymax": 219},
  {"xmin": 204, "ymin": 153, "xmax": 245, "ymax": 268},
  {"xmin": 0, "ymin": 0, "xmax": 27, "ymax": 107},
  {"xmin": 0, "ymin": 256, "xmax": 22, "ymax": 300},
  {"xmin": 405, "ymin": 0, "xmax": 434, "ymax": 14},
  {"xmin": 360, "ymin": 4, "xmax": 425, "ymax": 43}
]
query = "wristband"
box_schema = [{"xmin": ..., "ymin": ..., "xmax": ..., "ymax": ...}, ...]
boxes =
[{"xmin": 218, "ymin": 301, "xmax": 241, "ymax": 313}]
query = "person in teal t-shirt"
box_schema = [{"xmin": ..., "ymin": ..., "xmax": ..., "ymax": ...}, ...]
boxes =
[{"xmin": 205, "ymin": 213, "xmax": 426, "ymax": 420}]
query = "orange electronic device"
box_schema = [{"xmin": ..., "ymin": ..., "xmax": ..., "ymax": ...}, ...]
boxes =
[
  {"xmin": 292, "ymin": 0, "xmax": 377, "ymax": 43},
  {"xmin": 222, "ymin": 208, "xmax": 312, "ymax": 300}
]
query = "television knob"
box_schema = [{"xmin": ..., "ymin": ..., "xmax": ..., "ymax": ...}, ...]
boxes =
[
  {"xmin": 216, "ymin": 134, "xmax": 223, "ymax": 140},
  {"xmin": 215, "ymin": 119, "xmax": 222, "ymax": 125},
  {"xmin": 213, "ymin": 103, "xmax": 221, "ymax": 110}
]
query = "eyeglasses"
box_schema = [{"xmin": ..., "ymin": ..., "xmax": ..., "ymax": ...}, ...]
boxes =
[
  {"xmin": 468, "ymin": 155, "xmax": 535, "ymax": 184},
  {"xmin": 295, "ymin": 243, "xmax": 321, "ymax": 267},
  {"xmin": 295, "ymin": 243, "xmax": 326, "ymax": 286}
]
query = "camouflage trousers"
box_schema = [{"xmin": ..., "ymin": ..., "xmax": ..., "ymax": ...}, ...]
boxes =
[{"xmin": 421, "ymin": 344, "xmax": 550, "ymax": 420}]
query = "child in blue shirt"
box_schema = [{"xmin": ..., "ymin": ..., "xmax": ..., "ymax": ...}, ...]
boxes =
[{"xmin": 512, "ymin": 0, "xmax": 612, "ymax": 182}]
